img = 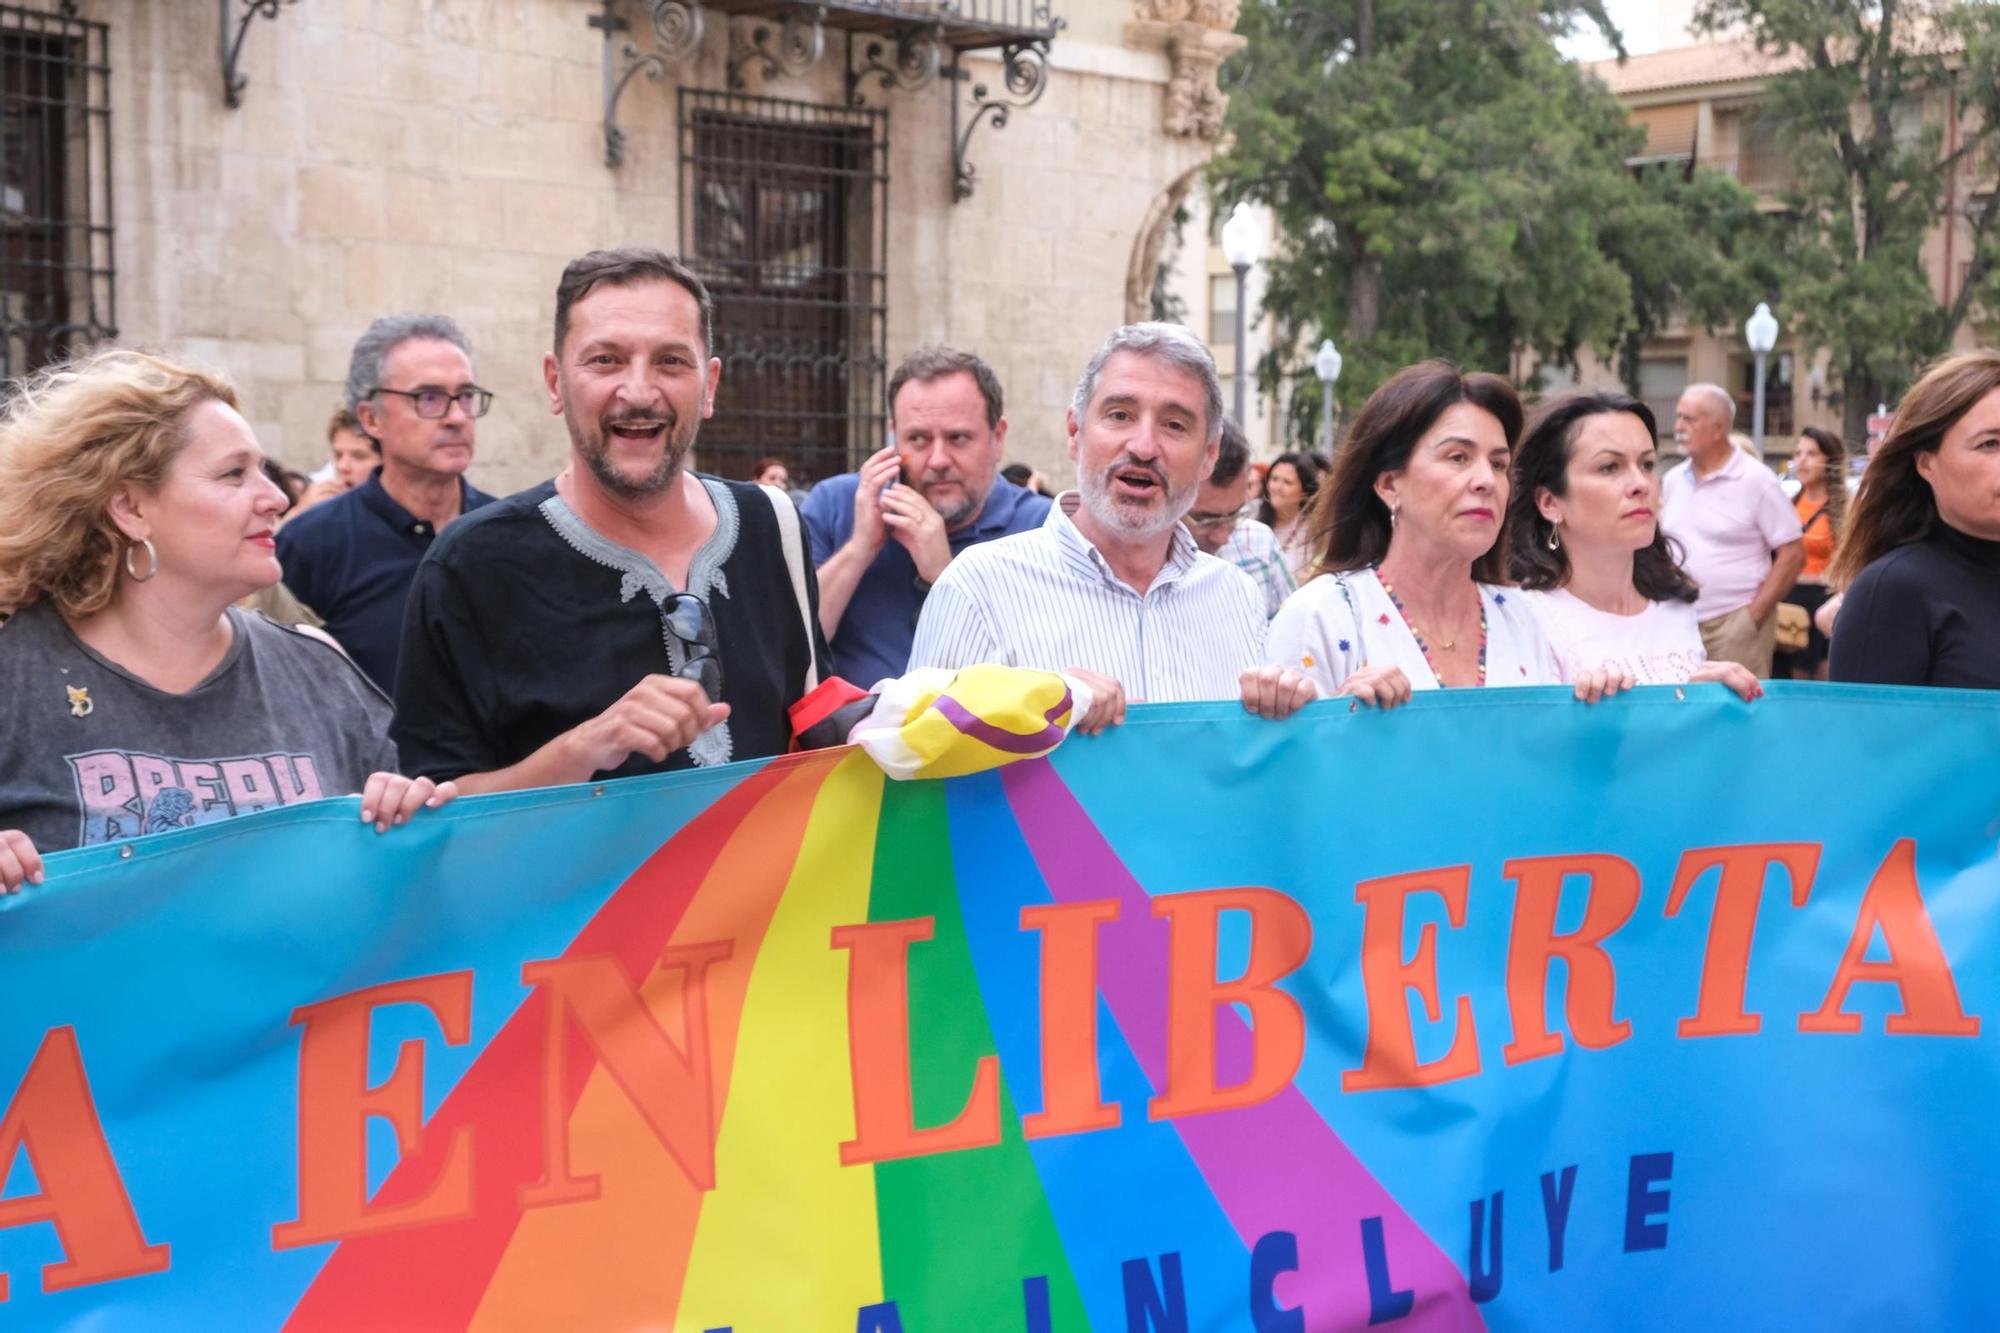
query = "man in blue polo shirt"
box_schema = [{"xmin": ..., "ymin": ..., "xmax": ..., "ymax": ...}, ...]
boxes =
[
  {"xmin": 275, "ymin": 314, "xmax": 495, "ymax": 688},
  {"xmin": 801, "ymin": 346, "xmax": 1050, "ymax": 686}
]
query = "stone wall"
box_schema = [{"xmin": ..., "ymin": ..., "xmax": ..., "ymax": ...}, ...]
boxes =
[{"xmin": 66, "ymin": 0, "xmax": 1233, "ymax": 494}]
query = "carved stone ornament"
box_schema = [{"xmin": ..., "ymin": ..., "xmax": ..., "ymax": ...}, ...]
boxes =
[
  {"xmin": 1164, "ymin": 34, "xmax": 1229, "ymax": 138},
  {"xmin": 1125, "ymin": 18, "xmax": 1246, "ymax": 142},
  {"xmin": 1133, "ymin": 0, "xmax": 1239, "ymax": 28}
]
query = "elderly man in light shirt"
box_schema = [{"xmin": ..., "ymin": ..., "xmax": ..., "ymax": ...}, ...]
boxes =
[
  {"xmin": 1661, "ymin": 383, "xmax": 1805, "ymax": 676},
  {"xmin": 907, "ymin": 323, "xmax": 1315, "ymax": 729}
]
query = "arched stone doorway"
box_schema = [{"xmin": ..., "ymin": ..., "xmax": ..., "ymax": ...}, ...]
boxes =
[{"xmin": 1124, "ymin": 164, "xmax": 1206, "ymax": 326}]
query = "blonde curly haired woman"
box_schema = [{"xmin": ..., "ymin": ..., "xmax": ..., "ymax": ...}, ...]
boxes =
[{"xmin": 0, "ymin": 349, "xmax": 453, "ymax": 892}]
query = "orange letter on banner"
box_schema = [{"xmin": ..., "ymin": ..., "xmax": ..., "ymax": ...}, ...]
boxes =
[
  {"xmin": 1344, "ymin": 866, "xmax": 1482, "ymax": 1091},
  {"xmin": 1665, "ymin": 843, "xmax": 1820, "ymax": 1038},
  {"xmin": 835, "ymin": 917, "xmax": 1002, "ymax": 1165},
  {"xmin": 1149, "ymin": 888, "xmax": 1311, "ymax": 1120},
  {"xmin": 1502, "ymin": 854, "xmax": 1640, "ymax": 1065},
  {"xmin": 0, "ymin": 1027, "xmax": 169, "ymax": 1302},
  {"xmin": 1021, "ymin": 899, "xmax": 1122, "ymax": 1139},
  {"xmin": 1800, "ymin": 839, "xmax": 1980, "ymax": 1037},
  {"xmin": 272, "ymin": 972, "xmax": 475, "ymax": 1250},
  {"xmin": 520, "ymin": 941, "xmax": 733, "ymax": 1205}
]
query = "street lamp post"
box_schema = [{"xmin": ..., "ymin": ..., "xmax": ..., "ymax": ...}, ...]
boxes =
[
  {"xmin": 1221, "ymin": 202, "xmax": 1263, "ymax": 427},
  {"xmin": 1314, "ymin": 337, "xmax": 1343, "ymax": 455},
  {"xmin": 1745, "ymin": 301, "xmax": 1780, "ymax": 456}
]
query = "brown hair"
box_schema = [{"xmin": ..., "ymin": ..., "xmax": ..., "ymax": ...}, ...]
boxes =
[
  {"xmin": 887, "ymin": 346, "xmax": 1004, "ymax": 429},
  {"xmin": 326, "ymin": 404, "xmax": 376, "ymax": 453},
  {"xmin": 552, "ymin": 248, "xmax": 714, "ymax": 357},
  {"xmin": 1507, "ymin": 391, "xmax": 1697, "ymax": 603},
  {"xmin": 1254, "ymin": 450, "xmax": 1323, "ymax": 528},
  {"xmin": 0, "ymin": 349, "xmax": 238, "ymax": 617},
  {"xmin": 1311, "ymin": 360, "xmax": 1523, "ymax": 582},
  {"xmin": 1794, "ymin": 425, "xmax": 1847, "ymax": 542},
  {"xmin": 1829, "ymin": 350, "xmax": 2000, "ymax": 587}
]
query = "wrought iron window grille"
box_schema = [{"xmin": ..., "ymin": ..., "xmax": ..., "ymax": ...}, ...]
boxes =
[
  {"xmin": 728, "ymin": 6, "xmax": 827, "ymax": 91},
  {"xmin": 843, "ymin": 24, "xmax": 942, "ymax": 104},
  {"xmin": 597, "ymin": 0, "xmax": 1058, "ymax": 202},
  {"xmin": 679, "ymin": 90, "xmax": 888, "ymax": 484},
  {"xmin": 2, "ymin": 1, "xmax": 114, "ymax": 383},
  {"xmin": 218, "ymin": 0, "xmax": 300, "ymax": 109},
  {"xmin": 595, "ymin": 0, "xmax": 701, "ymax": 168},
  {"xmin": 948, "ymin": 35, "xmax": 1058, "ymax": 202}
]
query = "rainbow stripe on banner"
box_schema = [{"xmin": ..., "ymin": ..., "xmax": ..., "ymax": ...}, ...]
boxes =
[{"xmin": 5, "ymin": 686, "xmax": 2000, "ymax": 1330}]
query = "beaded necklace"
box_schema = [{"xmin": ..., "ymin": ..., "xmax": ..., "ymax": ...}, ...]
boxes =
[{"xmin": 1374, "ymin": 566, "xmax": 1488, "ymax": 687}]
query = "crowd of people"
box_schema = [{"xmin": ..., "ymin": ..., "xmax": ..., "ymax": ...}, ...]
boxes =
[{"xmin": 2, "ymin": 241, "xmax": 1997, "ymax": 891}]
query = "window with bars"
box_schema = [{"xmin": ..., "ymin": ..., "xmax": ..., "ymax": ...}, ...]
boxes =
[
  {"xmin": 679, "ymin": 91, "xmax": 887, "ymax": 486},
  {"xmin": 1207, "ymin": 272, "xmax": 1235, "ymax": 351},
  {"xmin": 1734, "ymin": 350, "xmax": 1795, "ymax": 445},
  {"xmin": 1728, "ymin": 107, "xmax": 1794, "ymax": 195},
  {"xmin": 1637, "ymin": 354, "xmax": 1688, "ymax": 447},
  {"xmin": 1, "ymin": 3, "xmax": 114, "ymax": 383}
]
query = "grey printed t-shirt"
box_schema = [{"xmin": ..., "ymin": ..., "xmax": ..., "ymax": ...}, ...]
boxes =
[{"xmin": 0, "ymin": 600, "xmax": 397, "ymax": 854}]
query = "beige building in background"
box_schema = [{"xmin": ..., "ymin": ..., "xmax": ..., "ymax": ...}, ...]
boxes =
[
  {"xmin": 1586, "ymin": 35, "xmax": 1994, "ymax": 461},
  {"xmin": 3, "ymin": 0, "xmax": 1246, "ymax": 493}
]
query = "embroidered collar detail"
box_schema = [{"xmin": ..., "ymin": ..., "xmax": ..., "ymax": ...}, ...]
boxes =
[
  {"xmin": 536, "ymin": 479, "xmax": 741, "ymax": 768},
  {"xmin": 537, "ymin": 478, "xmax": 739, "ymax": 607}
]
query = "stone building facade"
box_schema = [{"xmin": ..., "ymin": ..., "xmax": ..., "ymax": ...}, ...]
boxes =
[{"xmin": 3, "ymin": 0, "xmax": 1244, "ymax": 493}]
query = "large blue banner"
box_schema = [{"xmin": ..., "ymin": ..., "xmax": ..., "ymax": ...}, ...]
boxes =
[{"xmin": 1, "ymin": 685, "xmax": 1996, "ymax": 1330}]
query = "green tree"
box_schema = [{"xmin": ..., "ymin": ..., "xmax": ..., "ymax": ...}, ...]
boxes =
[
  {"xmin": 1694, "ymin": 0, "xmax": 2000, "ymax": 440},
  {"xmin": 1213, "ymin": 0, "xmax": 1769, "ymax": 441}
]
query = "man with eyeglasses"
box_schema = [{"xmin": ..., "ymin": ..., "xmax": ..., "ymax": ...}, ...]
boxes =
[
  {"xmin": 391, "ymin": 248, "xmax": 829, "ymax": 791},
  {"xmin": 275, "ymin": 313, "xmax": 495, "ymax": 687},
  {"xmin": 1183, "ymin": 414, "xmax": 1295, "ymax": 618}
]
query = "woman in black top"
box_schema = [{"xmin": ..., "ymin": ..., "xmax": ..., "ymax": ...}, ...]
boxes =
[{"xmin": 1830, "ymin": 350, "xmax": 2000, "ymax": 688}]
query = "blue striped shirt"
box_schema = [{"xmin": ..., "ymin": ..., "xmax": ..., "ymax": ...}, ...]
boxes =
[
  {"xmin": 1218, "ymin": 516, "xmax": 1296, "ymax": 617},
  {"xmin": 907, "ymin": 492, "xmax": 1268, "ymax": 702}
]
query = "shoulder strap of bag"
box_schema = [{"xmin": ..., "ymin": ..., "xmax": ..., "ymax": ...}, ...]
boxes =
[
  {"xmin": 760, "ymin": 483, "xmax": 821, "ymax": 693},
  {"xmin": 1802, "ymin": 505, "xmax": 1829, "ymax": 532}
]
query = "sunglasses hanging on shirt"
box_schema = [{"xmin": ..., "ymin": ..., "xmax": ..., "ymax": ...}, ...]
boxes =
[{"xmin": 662, "ymin": 592, "xmax": 724, "ymax": 702}]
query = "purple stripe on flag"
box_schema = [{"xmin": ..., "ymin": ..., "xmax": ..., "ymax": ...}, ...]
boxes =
[
  {"xmin": 933, "ymin": 687, "xmax": 1072, "ymax": 755},
  {"xmin": 1002, "ymin": 759, "xmax": 1482, "ymax": 1332}
]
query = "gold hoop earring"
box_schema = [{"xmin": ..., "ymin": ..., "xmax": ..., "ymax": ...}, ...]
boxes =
[{"xmin": 124, "ymin": 537, "xmax": 159, "ymax": 583}]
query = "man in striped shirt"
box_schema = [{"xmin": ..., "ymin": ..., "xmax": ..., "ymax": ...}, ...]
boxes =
[{"xmin": 907, "ymin": 323, "xmax": 1317, "ymax": 729}]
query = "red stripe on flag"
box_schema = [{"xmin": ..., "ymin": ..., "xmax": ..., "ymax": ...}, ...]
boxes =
[{"xmin": 284, "ymin": 753, "xmax": 836, "ymax": 1330}]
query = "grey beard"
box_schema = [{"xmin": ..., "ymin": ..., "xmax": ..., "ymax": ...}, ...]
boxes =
[
  {"xmin": 574, "ymin": 417, "xmax": 691, "ymax": 499},
  {"xmin": 1077, "ymin": 465, "xmax": 1194, "ymax": 540},
  {"xmin": 929, "ymin": 487, "xmax": 980, "ymax": 527}
]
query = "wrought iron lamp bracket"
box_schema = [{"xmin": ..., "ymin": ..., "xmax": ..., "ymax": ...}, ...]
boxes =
[
  {"xmin": 727, "ymin": 6, "xmax": 827, "ymax": 90},
  {"xmin": 596, "ymin": 0, "xmax": 704, "ymax": 168},
  {"xmin": 949, "ymin": 29, "xmax": 1060, "ymax": 203},
  {"xmin": 844, "ymin": 23, "xmax": 943, "ymax": 106},
  {"xmin": 219, "ymin": 0, "xmax": 301, "ymax": 109}
]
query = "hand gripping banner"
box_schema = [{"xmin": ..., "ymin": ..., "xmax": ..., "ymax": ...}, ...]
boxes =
[{"xmin": 3, "ymin": 684, "xmax": 1999, "ymax": 1331}]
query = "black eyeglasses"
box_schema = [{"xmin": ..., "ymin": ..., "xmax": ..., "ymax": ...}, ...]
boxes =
[
  {"xmin": 662, "ymin": 592, "xmax": 723, "ymax": 701},
  {"xmin": 370, "ymin": 386, "xmax": 495, "ymax": 419}
]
